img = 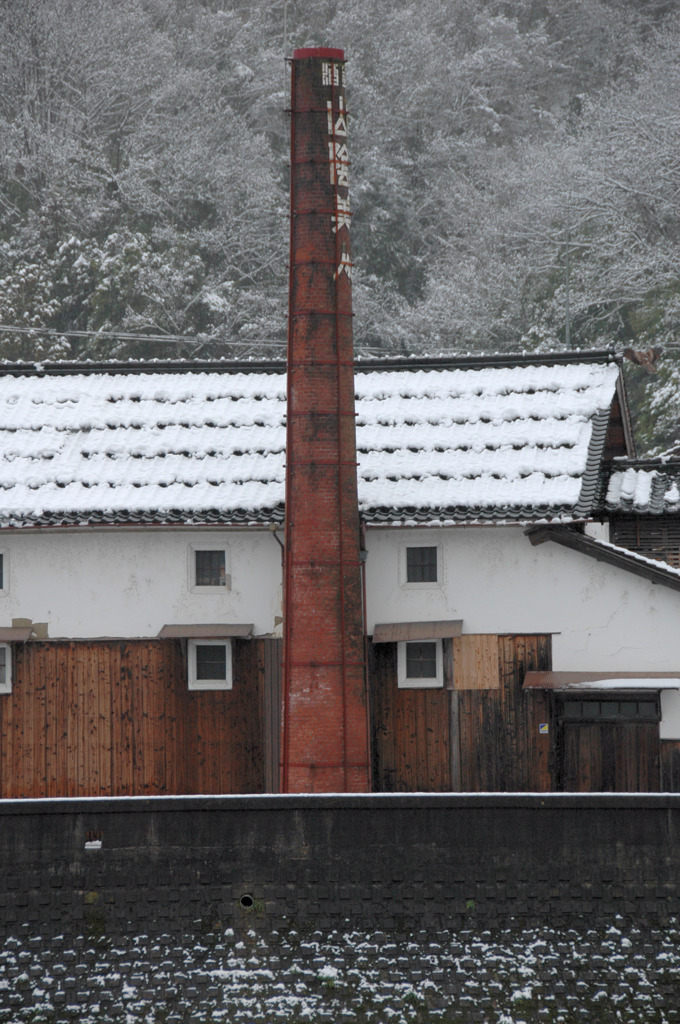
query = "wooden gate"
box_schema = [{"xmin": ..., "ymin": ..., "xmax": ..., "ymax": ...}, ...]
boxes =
[{"xmin": 558, "ymin": 696, "xmax": 660, "ymax": 792}]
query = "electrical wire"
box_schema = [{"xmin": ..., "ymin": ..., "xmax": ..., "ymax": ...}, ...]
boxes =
[{"xmin": 0, "ymin": 322, "xmax": 389, "ymax": 355}]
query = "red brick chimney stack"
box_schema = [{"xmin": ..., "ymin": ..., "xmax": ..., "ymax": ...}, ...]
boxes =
[{"xmin": 281, "ymin": 47, "xmax": 370, "ymax": 793}]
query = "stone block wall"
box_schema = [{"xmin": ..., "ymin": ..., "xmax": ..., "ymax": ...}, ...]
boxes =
[{"xmin": 0, "ymin": 794, "xmax": 678, "ymax": 938}]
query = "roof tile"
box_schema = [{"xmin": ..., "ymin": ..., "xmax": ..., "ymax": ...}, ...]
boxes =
[{"xmin": 0, "ymin": 356, "xmax": 621, "ymax": 527}]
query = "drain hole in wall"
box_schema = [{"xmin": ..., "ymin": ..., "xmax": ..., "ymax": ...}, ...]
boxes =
[{"xmin": 239, "ymin": 893, "xmax": 254, "ymax": 909}]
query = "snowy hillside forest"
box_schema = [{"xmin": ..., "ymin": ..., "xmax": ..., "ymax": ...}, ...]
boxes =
[{"xmin": 0, "ymin": 0, "xmax": 679, "ymax": 450}]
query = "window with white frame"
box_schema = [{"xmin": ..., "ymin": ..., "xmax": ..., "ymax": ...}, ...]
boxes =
[
  {"xmin": 397, "ymin": 639, "xmax": 443, "ymax": 688},
  {"xmin": 0, "ymin": 644, "xmax": 11, "ymax": 693},
  {"xmin": 401, "ymin": 543, "xmax": 441, "ymax": 587},
  {"xmin": 189, "ymin": 544, "xmax": 230, "ymax": 591},
  {"xmin": 188, "ymin": 638, "xmax": 232, "ymax": 690}
]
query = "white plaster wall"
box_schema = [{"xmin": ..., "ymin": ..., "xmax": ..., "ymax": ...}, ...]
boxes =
[
  {"xmin": 584, "ymin": 521, "xmax": 610, "ymax": 541},
  {"xmin": 0, "ymin": 528, "xmax": 283, "ymax": 638},
  {"xmin": 364, "ymin": 525, "xmax": 680, "ymax": 672},
  {"xmin": 660, "ymin": 691, "xmax": 680, "ymax": 740}
]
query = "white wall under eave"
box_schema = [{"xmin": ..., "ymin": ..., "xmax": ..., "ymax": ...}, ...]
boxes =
[
  {"xmin": 584, "ymin": 520, "xmax": 610, "ymax": 541},
  {"xmin": 0, "ymin": 527, "xmax": 283, "ymax": 639},
  {"xmin": 660, "ymin": 691, "xmax": 680, "ymax": 740},
  {"xmin": 364, "ymin": 524, "xmax": 680, "ymax": 672}
]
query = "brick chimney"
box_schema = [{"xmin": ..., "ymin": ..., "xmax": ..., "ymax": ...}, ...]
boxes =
[{"xmin": 281, "ymin": 47, "xmax": 369, "ymax": 793}]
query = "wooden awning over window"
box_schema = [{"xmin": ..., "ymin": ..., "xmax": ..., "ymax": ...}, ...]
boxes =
[
  {"xmin": 524, "ymin": 670, "xmax": 680, "ymax": 691},
  {"xmin": 0, "ymin": 626, "xmax": 33, "ymax": 642},
  {"xmin": 372, "ymin": 620, "xmax": 463, "ymax": 643},
  {"xmin": 158, "ymin": 623, "xmax": 253, "ymax": 639}
]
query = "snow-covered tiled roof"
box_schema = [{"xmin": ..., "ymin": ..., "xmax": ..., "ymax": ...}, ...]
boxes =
[
  {"xmin": 0, "ymin": 355, "xmax": 622, "ymax": 528},
  {"xmin": 603, "ymin": 460, "xmax": 680, "ymax": 515},
  {"xmin": 356, "ymin": 361, "xmax": 620, "ymax": 521}
]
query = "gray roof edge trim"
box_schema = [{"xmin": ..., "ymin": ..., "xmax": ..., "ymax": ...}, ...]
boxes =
[
  {"xmin": 0, "ymin": 506, "xmax": 286, "ymax": 530},
  {"xmin": 361, "ymin": 504, "xmax": 582, "ymax": 525},
  {"xmin": 574, "ymin": 408, "xmax": 612, "ymax": 518},
  {"xmin": 525, "ymin": 526, "xmax": 680, "ymax": 593}
]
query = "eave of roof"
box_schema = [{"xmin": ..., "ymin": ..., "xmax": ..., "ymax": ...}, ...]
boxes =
[
  {"xmin": 526, "ymin": 525, "xmax": 680, "ymax": 593},
  {"xmin": 524, "ymin": 671, "xmax": 680, "ymax": 691},
  {"xmin": 0, "ymin": 507, "xmax": 285, "ymax": 530},
  {"xmin": 362, "ymin": 505, "xmax": 581, "ymax": 526}
]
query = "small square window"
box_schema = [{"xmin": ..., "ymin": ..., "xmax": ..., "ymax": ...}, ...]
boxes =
[
  {"xmin": 196, "ymin": 643, "xmax": 226, "ymax": 681},
  {"xmin": 406, "ymin": 641, "xmax": 438, "ymax": 678},
  {"xmin": 196, "ymin": 550, "xmax": 226, "ymax": 587},
  {"xmin": 406, "ymin": 546, "xmax": 437, "ymax": 583},
  {"xmin": 189, "ymin": 544, "xmax": 231, "ymax": 591},
  {"xmin": 397, "ymin": 639, "xmax": 443, "ymax": 688},
  {"xmin": 0, "ymin": 644, "xmax": 11, "ymax": 694},
  {"xmin": 188, "ymin": 639, "xmax": 232, "ymax": 690}
]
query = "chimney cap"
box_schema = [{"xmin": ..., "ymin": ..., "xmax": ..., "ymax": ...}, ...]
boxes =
[{"xmin": 292, "ymin": 47, "xmax": 345, "ymax": 61}]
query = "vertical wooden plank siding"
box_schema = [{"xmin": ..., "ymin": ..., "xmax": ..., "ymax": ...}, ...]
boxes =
[
  {"xmin": 562, "ymin": 722, "xmax": 660, "ymax": 792},
  {"xmin": 264, "ymin": 639, "xmax": 282, "ymax": 793},
  {"xmin": 110, "ymin": 641, "xmax": 132, "ymax": 795},
  {"xmin": 368, "ymin": 641, "xmax": 450, "ymax": 792},
  {"xmin": 661, "ymin": 740, "xmax": 680, "ymax": 791},
  {"xmin": 0, "ymin": 638, "xmax": 273, "ymax": 798},
  {"xmin": 459, "ymin": 635, "xmax": 552, "ymax": 792},
  {"xmin": 369, "ymin": 634, "xmax": 552, "ymax": 793}
]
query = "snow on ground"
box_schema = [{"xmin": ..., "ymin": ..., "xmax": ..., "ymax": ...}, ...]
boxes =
[{"xmin": 0, "ymin": 918, "xmax": 679, "ymax": 1022}]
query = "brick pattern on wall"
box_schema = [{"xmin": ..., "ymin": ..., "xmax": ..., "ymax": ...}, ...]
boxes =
[{"xmin": 283, "ymin": 48, "xmax": 369, "ymax": 794}]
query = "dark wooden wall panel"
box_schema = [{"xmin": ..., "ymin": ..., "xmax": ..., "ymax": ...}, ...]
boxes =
[
  {"xmin": 369, "ymin": 642, "xmax": 450, "ymax": 792},
  {"xmin": 0, "ymin": 638, "xmax": 277, "ymax": 798},
  {"xmin": 459, "ymin": 635, "xmax": 552, "ymax": 792},
  {"xmin": 661, "ymin": 741, "xmax": 680, "ymax": 791},
  {"xmin": 370, "ymin": 634, "xmax": 552, "ymax": 793},
  {"xmin": 562, "ymin": 722, "xmax": 659, "ymax": 792}
]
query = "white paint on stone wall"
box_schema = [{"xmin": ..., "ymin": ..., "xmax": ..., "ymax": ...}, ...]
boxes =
[{"xmin": 0, "ymin": 527, "xmax": 282, "ymax": 639}]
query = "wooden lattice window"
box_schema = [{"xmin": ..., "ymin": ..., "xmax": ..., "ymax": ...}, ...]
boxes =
[
  {"xmin": 611, "ymin": 517, "xmax": 680, "ymax": 568},
  {"xmin": 557, "ymin": 696, "xmax": 659, "ymax": 722}
]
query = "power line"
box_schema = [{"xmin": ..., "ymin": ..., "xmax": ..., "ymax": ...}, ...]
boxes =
[
  {"xmin": 0, "ymin": 323, "xmax": 286, "ymax": 347},
  {"xmin": 0, "ymin": 323, "xmax": 389, "ymax": 355}
]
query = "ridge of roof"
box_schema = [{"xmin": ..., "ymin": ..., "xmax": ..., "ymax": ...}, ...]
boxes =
[
  {"xmin": 0, "ymin": 349, "xmax": 619, "ymax": 378},
  {"xmin": 609, "ymin": 456, "xmax": 680, "ymax": 469}
]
